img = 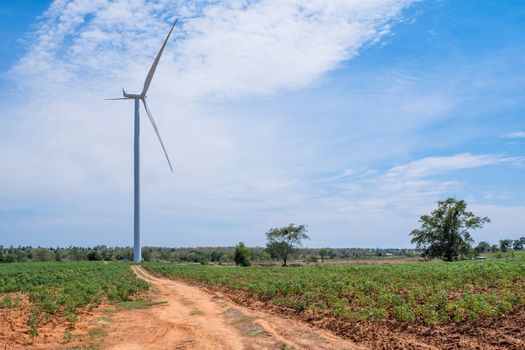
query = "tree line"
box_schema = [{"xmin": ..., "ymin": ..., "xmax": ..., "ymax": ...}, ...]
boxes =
[{"xmin": 0, "ymin": 244, "xmax": 415, "ymax": 264}]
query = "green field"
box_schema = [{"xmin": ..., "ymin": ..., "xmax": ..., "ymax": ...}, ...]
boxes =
[
  {"xmin": 144, "ymin": 255, "xmax": 525, "ymax": 325},
  {"xmin": 0, "ymin": 262, "xmax": 148, "ymax": 335}
]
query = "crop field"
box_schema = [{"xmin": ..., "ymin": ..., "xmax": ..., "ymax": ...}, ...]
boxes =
[
  {"xmin": 144, "ymin": 255, "xmax": 525, "ymax": 348},
  {"xmin": 144, "ymin": 256, "xmax": 525, "ymax": 324},
  {"xmin": 2, "ymin": 257, "xmax": 525, "ymax": 349},
  {"xmin": 0, "ymin": 261, "xmax": 148, "ymax": 337}
]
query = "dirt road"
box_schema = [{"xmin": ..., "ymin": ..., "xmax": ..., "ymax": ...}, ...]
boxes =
[{"xmin": 101, "ymin": 266, "xmax": 365, "ymax": 350}]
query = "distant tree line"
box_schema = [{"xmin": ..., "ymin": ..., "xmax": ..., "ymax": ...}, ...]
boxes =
[
  {"xmin": 473, "ymin": 237, "xmax": 525, "ymax": 254},
  {"xmin": 0, "ymin": 244, "xmax": 418, "ymax": 264},
  {"xmin": 1, "ymin": 239, "xmax": 519, "ymax": 265}
]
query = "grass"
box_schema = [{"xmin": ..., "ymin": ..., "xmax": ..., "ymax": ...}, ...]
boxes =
[
  {"xmin": 189, "ymin": 308, "xmax": 204, "ymax": 316},
  {"xmin": 117, "ymin": 299, "xmax": 167, "ymax": 310},
  {"xmin": 87, "ymin": 327, "xmax": 107, "ymax": 337},
  {"xmin": 144, "ymin": 253, "xmax": 525, "ymax": 325}
]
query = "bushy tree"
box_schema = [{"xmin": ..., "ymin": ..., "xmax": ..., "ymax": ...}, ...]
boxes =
[
  {"xmin": 33, "ymin": 248, "xmax": 53, "ymax": 262},
  {"xmin": 513, "ymin": 237, "xmax": 525, "ymax": 250},
  {"xmin": 499, "ymin": 239, "xmax": 513, "ymax": 252},
  {"xmin": 234, "ymin": 242, "xmax": 252, "ymax": 267},
  {"xmin": 318, "ymin": 248, "xmax": 335, "ymax": 262},
  {"xmin": 410, "ymin": 198, "xmax": 490, "ymax": 261},
  {"xmin": 474, "ymin": 241, "xmax": 491, "ymax": 254},
  {"xmin": 265, "ymin": 224, "xmax": 309, "ymax": 266},
  {"xmin": 318, "ymin": 248, "xmax": 329, "ymax": 262},
  {"xmin": 54, "ymin": 248, "xmax": 63, "ymax": 262},
  {"xmin": 87, "ymin": 250, "xmax": 103, "ymax": 261}
]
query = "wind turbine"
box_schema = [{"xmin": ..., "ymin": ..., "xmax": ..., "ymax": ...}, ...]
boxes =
[{"xmin": 107, "ymin": 19, "xmax": 178, "ymax": 263}]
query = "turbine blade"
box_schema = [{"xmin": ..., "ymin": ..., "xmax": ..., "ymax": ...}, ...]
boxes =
[
  {"xmin": 141, "ymin": 18, "xmax": 178, "ymax": 96},
  {"xmin": 142, "ymin": 99, "xmax": 173, "ymax": 172},
  {"xmin": 105, "ymin": 97, "xmax": 132, "ymax": 100}
]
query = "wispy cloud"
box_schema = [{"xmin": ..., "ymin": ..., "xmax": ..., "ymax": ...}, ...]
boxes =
[
  {"xmin": 502, "ymin": 131, "xmax": 525, "ymax": 139},
  {"xmin": 385, "ymin": 153, "xmax": 508, "ymax": 179},
  {"xmin": 331, "ymin": 153, "xmax": 511, "ymax": 212}
]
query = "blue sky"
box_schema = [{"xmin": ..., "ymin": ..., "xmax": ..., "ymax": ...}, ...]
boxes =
[{"xmin": 0, "ymin": 0, "xmax": 524, "ymax": 248}]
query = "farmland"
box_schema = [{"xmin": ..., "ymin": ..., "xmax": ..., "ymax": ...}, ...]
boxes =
[
  {"xmin": 144, "ymin": 254, "xmax": 525, "ymax": 349},
  {"xmin": 0, "ymin": 261, "xmax": 148, "ymax": 340},
  {"xmin": 2, "ymin": 257, "xmax": 525, "ymax": 349}
]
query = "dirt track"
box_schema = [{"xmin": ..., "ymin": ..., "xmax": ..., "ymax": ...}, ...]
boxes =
[{"xmin": 101, "ymin": 266, "xmax": 365, "ymax": 350}]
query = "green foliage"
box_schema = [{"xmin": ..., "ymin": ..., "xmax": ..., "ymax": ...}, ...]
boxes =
[
  {"xmin": 0, "ymin": 262, "xmax": 148, "ymax": 335},
  {"xmin": 410, "ymin": 198, "xmax": 490, "ymax": 261},
  {"xmin": 33, "ymin": 248, "xmax": 54, "ymax": 262},
  {"xmin": 87, "ymin": 250, "xmax": 103, "ymax": 261},
  {"xmin": 513, "ymin": 237, "xmax": 525, "ymax": 250},
  {"xmin": 265, "ymin": 224, "xmax": 309, "ymax": 266},
  {"xmin": 0, "ymin": 245, "xmax": 418, "ymax": 264},
  {"xmin": 144, "ymin": 254, "xmax": 525, "ymax": 326},
  {"xmin": 499, "ymin": 239, "xmax": 513, "ymax": 252},
  {"xmin": 234, "ymin": 242, "xmax": 252, "ymax": 267},
  {"xmin": 474, "ymin": 241, "xmax": 491, "ymax": 254},
  {"xmin": 318, "ymin": 248, "xmax": 334, "ymax": 262}
]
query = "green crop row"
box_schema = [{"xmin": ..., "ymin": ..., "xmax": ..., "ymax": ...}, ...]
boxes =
[
  {"xmin": 0, "ymin": 261, "xmax": 148, "ymax": 335},
  {"xmin": 144, "ymin": 256, "xmax": 525, "ymax": 325}
]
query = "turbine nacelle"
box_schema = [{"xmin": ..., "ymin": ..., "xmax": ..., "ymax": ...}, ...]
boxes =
[{"xmin": 122, "ymin": 89, "xmax": 144, "ymax": 99}]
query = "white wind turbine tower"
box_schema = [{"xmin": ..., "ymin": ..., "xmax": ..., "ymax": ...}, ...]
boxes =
[{"xmin": 107, "ymin": 19, "xmax": 178, "ymax": 263}]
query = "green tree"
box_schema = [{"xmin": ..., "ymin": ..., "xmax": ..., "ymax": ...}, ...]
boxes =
[
  {"xmin": 318, "ymin": 248, "xmax": 334, "ymax": 262},
  {"xmin": 513, "ymin": 237, "xmax": 525, "ymax": 250},
  {"xmin": 33, "ymin": 248, "xmax": 54, "ymax": 262},
  {"xmin": 54, "ymin": 248, "xmax": 63, "ymax": 262},
  {"xmin": 265, "ymin": 224, "xmax": 309, "ymax": 266},
  {"xmin": 410, "ymin": 198, "xmax": 490, "ymax": 261},
  {"xmin": 87, "ymin": 250, "xmax": 103, "ymax": 261},
  {"xmin": 474, "ymin": 241, "xmax": 491, "ymax": 254},
  {"xmin": 499, "ymin": 239, "xmax": 513, "ymax": 252},
  {"xmin": 141, "ymin": 248, "xmax": 152, "ymax": 262},
  {"xmin": 233, "ymin": 242, "xmax": 252, "ymax": 267}
]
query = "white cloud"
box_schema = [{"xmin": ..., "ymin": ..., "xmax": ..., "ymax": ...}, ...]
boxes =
[
  {"xmin": 385, "ymin": 153, "xmax": 507, "ymax": 179},
  {"xmin": 502, "ymin": 131, "xmax": 525, "ymax": 139},
  {"xmin": 323, "ymin": 153, "xmax": 517, "ymax": 222},
  {"xmin": 11, "ymin": 0, "xmax": 416, "ymax": 100}
]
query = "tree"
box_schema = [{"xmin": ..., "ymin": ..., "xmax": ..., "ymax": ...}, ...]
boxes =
[
  {"xmin": 499, "ymin": 239, "xmax": 513, "ymax": 252},
  {"xmin": 513, "ymin": 237, "xmax": 525, "ymax": 250},
  {"xmin": 318, "ymin": 248, "xmax": 335, "ymax": 262},
  {"xmin": 410, "ymin": 198, "xmax": 490, "ymax": 261},
  {"xmin": 54, "ymin": 248, "xmax": 63, "ymax": 262},
  {"xmin": 233, "ymin": 242, "xmax": 252, "ymax": 267},
  {"xmin": 141, "ymin": 248, "xmax": 152, "ymax": 262},
  {"xmin": 87, "ymin": 250, "xmax": 103, "ymax": 261},
  {"xmin": 33, "ymin": 248, "xmax": 53, "ymax": 262},
  {"xmin": 265, "ymin": 224, "xmax": 309, "ymax": 266},
  {"xmin": 474, "ymin": 241, "xmax": 491, "ymax": 254},
  {"xmin": 318, "ymin": 248, "xmax": 329, "ymax": 262}
]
